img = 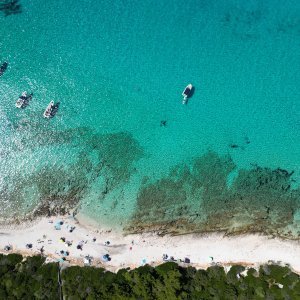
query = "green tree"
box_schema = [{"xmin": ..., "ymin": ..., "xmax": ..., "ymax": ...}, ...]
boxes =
[{"xmin": 152, "ymin": 262, "xmax": 182, "ymax": 300}]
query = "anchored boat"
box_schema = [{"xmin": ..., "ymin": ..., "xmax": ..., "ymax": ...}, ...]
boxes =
[
  {"xmin": 43, "ymin": 100, "xmax": 60, "ymax": 118},
  {"xmin": 16, "ymin": 91, "xmax": 32, "ymax": 109},
  {"xmin": 182, "ymin": 84, "xmax": 193, "ymax": 104},
  {"xmin": 43, "ymin": 100, "xmax": 54, "ymax": 118}
]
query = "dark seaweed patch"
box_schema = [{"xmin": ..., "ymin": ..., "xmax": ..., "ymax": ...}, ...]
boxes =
[
  {"xmin": 275, "ymin": 16, "xmax": 300, "ymax": 35},
  {"xmin": 86, "ymin": 131, "xmax": 143, "ymax": 191},
  {"xmin": 0, "ymin": 127, "xmax": 144, "ymax": 224},
  {"xmin": 222, "ymin": 5, "xmax": 300, "ymax": 39},
  {"xmin": 0, "ymin": 0, "xmax": 22, "ymax": 16},
  {"xmin": 0, "ymin": 61, "xmax": 8, "ymax": 76},
  {"xmin": 0, "ymin": 155, "xmax": 92, "ymax": 221},
  {"xmin": 128, "ymin": 151, "xmax": 300, "ymax": 238},
  {"xmin": 221, "ymin": 7, "xmax": 263, "ymax": 39}
]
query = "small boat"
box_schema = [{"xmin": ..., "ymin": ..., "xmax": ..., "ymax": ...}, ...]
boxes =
[
  {"xmin": 43, "ymin": 100, "xmax": 54, "ymax": 118},
  {"xmin": 43, "ymin": 100, "xmax": 60, "ymax": 118},
  {"xmin": 0, "ymin": 62, "xmax": 8, "ymax": 77},
  {"xmin": 182, "ymin": 83, "xmax": 193, "ymax": 104},
  {"xmin": 15, "ymin": 91, "xmax": 32, "ymax": 108}
]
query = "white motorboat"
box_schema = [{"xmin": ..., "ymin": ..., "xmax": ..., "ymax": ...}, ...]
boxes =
[
  {"xmin": 43, "ymin": 100, "xmax": 54, "ymax": 118},
  {"xmin": 15, "ymin": 91, "xmax": 28, "ymax": 108},
  {"xmin": 43, "ymin": 100, "xmax": 60, "ymax": 119},
  {"xmin": 182, "ymin": 84, "xmax": 193, "ymax": 104}
]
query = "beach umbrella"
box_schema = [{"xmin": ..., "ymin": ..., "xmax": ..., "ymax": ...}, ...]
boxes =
[
  {"xmin": 102, "ymin": 254, "xmax": 110, "ymax": 262},
  {"xmin": 55, "ymin": 222, "xmax": 61, "ymax": 230}
]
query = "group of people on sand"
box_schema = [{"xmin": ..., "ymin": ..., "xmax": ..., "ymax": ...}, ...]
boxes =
[
  {"xmin": 2, "ymin": 218, "xmax": 113, "ymax": 266},
  {"xmin": 163, "ymin": 253, "xmax": 191, "ymax": 264},
  {"xmin": 51, "ymin": 219, "xmax": 113, "ymax": 264},
  {"xmin": 2, "ymin": 218, "xmax": 204, "ymax": 268}
]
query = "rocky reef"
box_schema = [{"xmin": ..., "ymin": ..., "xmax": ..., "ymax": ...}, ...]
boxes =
[
  {"xmin": 1, "ymin": 117, "xmax": 300, "ymax": 239},
  {"xmin": 127, "ymin": 151, "xmax": 300, "ymax": 239},
  {"xmin": 0, "ymin": 123, "xmax": 143, "ymax": 225}
]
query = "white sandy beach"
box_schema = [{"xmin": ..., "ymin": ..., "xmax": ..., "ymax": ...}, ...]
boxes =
[{"xmin": 0, "ymin": 215, "xmax": 299, "ymax": 273}]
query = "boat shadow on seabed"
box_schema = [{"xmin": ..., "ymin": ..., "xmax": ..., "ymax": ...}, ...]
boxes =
[{"xmin": 51, "ymin": 102, "xmax": 60, "ymax": 117}]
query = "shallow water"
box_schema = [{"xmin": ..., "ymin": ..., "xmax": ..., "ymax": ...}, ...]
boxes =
[{"xmin": 0, "ymin": 0, "xmax": 299, "ymax": 237}]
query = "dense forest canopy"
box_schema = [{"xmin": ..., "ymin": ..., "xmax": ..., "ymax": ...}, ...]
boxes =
[{"xmin": 0, "ymin": 254, "xmax": 299, "ymax": 299}]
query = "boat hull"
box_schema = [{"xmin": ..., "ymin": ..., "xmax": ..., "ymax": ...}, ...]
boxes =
[
  {"xmin": 43, "ymin": 101, "xmax": 54, "ymax": 118},
  {"xmin": 182, "ymin": 84, "xmax": 193, "ymax": 104},
  {"xmin": 15, "ymin": 92, "xmax": 28, "ymax": 109}
]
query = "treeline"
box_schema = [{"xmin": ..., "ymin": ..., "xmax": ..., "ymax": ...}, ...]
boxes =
[
  {"xmin": 0, "ymin": 254, "xmax": 300, "ymax": 299},
  {"xmin": 0, "ymin": 254, "xmax": 58, "ymax": 299}
]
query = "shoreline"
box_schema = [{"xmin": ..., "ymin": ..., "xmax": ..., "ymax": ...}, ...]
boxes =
[{"xmin": 0, "ymin": 215, "xmax": 300, "ymax": 273}]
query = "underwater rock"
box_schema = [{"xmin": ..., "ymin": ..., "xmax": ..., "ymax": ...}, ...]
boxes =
[
  {"xmin": 128, "ymin": 151, "xmax": 300, "ymax": 239},
  {"xmin": 0, "ymin": 128, "xmax": 144, "ymax": 224}
]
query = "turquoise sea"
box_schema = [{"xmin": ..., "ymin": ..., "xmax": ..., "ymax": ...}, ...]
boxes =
[{"xmin": 0, "ymin": 0, "xmax": 300, "ymax": 237}]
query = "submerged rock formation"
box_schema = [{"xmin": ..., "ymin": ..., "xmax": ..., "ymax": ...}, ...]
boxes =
[
  {"xmin": 127, "ymin": 151, "xmax": 300, "ymax": 239},
  {"xmin": 0, "ymin": 125, "xmax": 143, "ymax": 225}
]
